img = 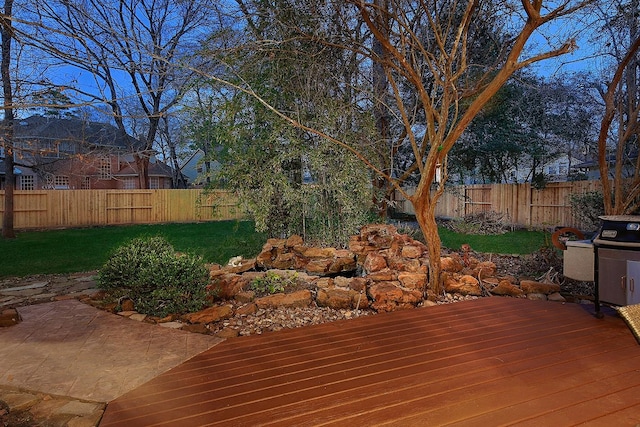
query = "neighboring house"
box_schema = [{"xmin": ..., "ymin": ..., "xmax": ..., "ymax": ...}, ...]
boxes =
[
  {"xmin": 541, "ymin": 154, "xmax": 583, "ymax": 182},
  {"xmin": 180, "ymin": 148, "xmax": 221, "ymax": 188},
  {"xmin": 0, "ymin": 115, "xmax": 176, "ymax": 190},
  {"xmin": 573, "ymin": 152, "xmax": 638, "ymax": 181},
  {"xmin": 503, "ymin": 153, "xmax": 584, "ymax": 183},
  {"xmin": 455, "ymin": 153, "xmax": 585, "ymax": 185}
]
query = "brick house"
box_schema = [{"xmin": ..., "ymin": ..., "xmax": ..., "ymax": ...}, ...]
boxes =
[{"xmin": 0, "ymin": 115, "xmax": 176, "ymax": 190}]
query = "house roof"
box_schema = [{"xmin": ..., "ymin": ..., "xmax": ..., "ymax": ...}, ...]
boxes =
[{"xmin": 13, "ymin": 115, "xmax": 145, "ymax": 151}]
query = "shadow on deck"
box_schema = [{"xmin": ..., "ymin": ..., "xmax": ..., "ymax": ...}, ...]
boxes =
[{"xmin": 100, "ymin": 298, "xmax": 640, "ymax": 426}]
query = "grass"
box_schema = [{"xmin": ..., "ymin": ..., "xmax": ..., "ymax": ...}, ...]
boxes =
[
  {"xmin": 438, "ymin": 227, "xmax": 549, "ymax": 254},
  {"xmin": 0, "ymin": 221, "xmax": 266, "ymax": 278},
  {"xmin": 0, "ymin": 221, "xmax": 548, "ymax": 278}
]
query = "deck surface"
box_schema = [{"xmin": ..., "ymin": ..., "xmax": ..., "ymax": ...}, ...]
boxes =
[{"xmin": 99, "ymin": 298, "xmax": 640, "ymax": 426}]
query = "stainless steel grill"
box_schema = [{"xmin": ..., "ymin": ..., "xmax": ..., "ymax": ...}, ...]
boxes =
[{"xmin": 593, "ymin": 215, "xmax": 640, "ymax": 317}]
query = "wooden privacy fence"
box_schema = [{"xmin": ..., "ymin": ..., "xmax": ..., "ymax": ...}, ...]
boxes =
[
  {"xmin": 395, "ymin": 181, "xmax": 603, "ymax": 230},
  {"xmin": 0, "ymin": 189, "xmax": 243, "ymax": 230}
]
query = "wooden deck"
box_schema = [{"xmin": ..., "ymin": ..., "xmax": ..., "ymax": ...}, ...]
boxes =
[{"xmin": 99, "ymin": 298, "xmax": 640, "ymax": 426}]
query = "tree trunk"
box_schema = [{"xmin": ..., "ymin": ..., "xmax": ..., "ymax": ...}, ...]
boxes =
[
  {"xmin": 135, "ymin": 155, "xmax": 150, "ymax": 189},
  {"xmin": 1, "ymin": 0, "xmax": 15, "ymax": 239},
  {"xmin": 371, "ymin": 0, "xmax": 391, "ymax": 218},
  {"xmin": 2, "ymin": 152, "xmax": 15, "ymax": 238},
  {"xmin": 411, "ymin": 184, "xmax": 442, "ymax": 295}
]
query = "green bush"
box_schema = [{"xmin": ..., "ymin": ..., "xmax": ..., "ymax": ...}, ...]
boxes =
[
  {"xmin": 570, "ymin": 191, "xmax": 604, "ymax": 232},
  {"xmin": 98, "ymin": 236, "xmax": 211, "ymax": 317},
  {"xmin": 250, "ymin": 271, "xmax": 298, "ymax": 295}
]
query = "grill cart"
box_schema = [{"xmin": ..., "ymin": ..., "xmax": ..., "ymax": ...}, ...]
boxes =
[{"xmin": 593, "ymin": 215, "xmax": 640, "ymax": 318}]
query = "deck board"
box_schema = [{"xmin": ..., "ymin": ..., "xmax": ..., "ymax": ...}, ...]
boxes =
[{"xmin": 99, "ymin": 298, "xmax": 640, "ymax": 426}]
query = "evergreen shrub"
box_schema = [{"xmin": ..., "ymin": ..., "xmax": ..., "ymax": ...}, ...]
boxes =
[{"xmin": 98, "ymin": 236, "xmax": 211, "ymax": 317}]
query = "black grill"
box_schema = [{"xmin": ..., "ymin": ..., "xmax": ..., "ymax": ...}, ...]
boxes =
[{"xmin": 593, "ymin": 215, "xmax": 640, "ymax": 317}]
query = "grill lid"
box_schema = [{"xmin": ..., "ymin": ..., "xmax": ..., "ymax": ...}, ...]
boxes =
[{"xmin": 593, "ymin": 215, "xmax": 640, "ymax": 247}]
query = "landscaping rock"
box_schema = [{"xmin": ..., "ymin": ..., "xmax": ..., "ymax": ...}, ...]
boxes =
[
  {"xmin": 398, "ymin": 272, "xmax": 427, "ymax": 290},
  {"xmin": 298, "ymin": 246, "xmax": 337, "ymax": 259},
  {"xmin": 120, "ymin": 299, "xmax": 135, "ymax": 312},
  {"xmin": 272, "ymin": 252, "xmax": 297, "ymax": 269},
  {"xmin": 519, "ymin": 280, "xmax": 561, "ymax": 295},
  {"xmin": 183, "ymin": 305, "xmax": 234, "ymax": 324},
  {"xmin": 441, "ymin": 256, "xmax": 464, "ymax": 273},
  {"xmin": 468, "ymin": 260, "xmax": 497, "ymax": 278},
  {"xmin": 368, "ymin": 282, "xmax": 422, "ymax": 312},
  {"xmin": 401, "ymin": 244, "xmax": 424, "ymax": 259},
  {"xmin": 316, "ymin": 287, "xmax": 368, "ymax": 310},
  {"xmin": 367, "ymin": 268, "xmax": 397, "ymax": 282},
  {"xmin": 304, "ymin": 258, "xmax": 334, "ymax": 275},
  {"xmin": 388, "ymin": 256, "xmax": 422, "ymax": 272},
  {"xmin": 210, "ymin": 274, "xmax": 244, "ymax": 299},
  {"xmin": 0, "ymin": 308, "xmax": 22, "ymax": 327},
  {"xmin": 443, "ymin": 274, "xmax": 482, "ymax": 296},
  {"xmin": 527, "ymin": 292, "xmax": 548, "ymax": 301},
  {"xmin": 235, "ymin": 303, "xmax": 258, "ymax": 316},
  {"xmin": 363, "ymin": 253, "xmax": 388, "ymax": 273},
  {"xmin": 547, "ymin": 292, "xmax": 567, "ymax": 302},
  {"xmin": 490, "ymin": 280, "xmax": 524, "ymax": 297},
  {"xmin": 235, "ymin": 291, "xmax": 255, "ymax": 303},
  {"xmin": 225, "ymin": 258, "xmax": 257, "ymax": 274},
  {"xmin": 285, "ymin": 235, "xmax": 304, "ymax": 247},
  {"xmin": 255, "ymin": 290, "xmax": 313, "ymax": 309}
]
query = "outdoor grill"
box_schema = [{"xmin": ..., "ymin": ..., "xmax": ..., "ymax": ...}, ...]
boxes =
[{"xmin": 593, "ymin": 215, "xmax": 640, "ymax": 317}]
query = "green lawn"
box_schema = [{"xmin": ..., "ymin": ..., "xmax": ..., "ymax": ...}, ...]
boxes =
[
  {"xmin": 438, "ymin": 227, "xmax": 548, "ymax": 255},
  {"xmin": 0, "ymin": 221, "xmax": 266, "ymax": 278},
  {"xmin": 0, "ymin": 221, "xmax": 547, "ymax": 278}
]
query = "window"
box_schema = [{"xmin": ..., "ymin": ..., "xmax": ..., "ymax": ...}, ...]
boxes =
[
  {"xmin": 150, "ymin": 177, "xmax": 160, "ymax": 189},
  {"xmin": 19, "ymin": 175, "xmax": 35, "ymax": 190},
  {"xmin": 99, "ymin": 157, "xmax": 111, "ymax": 179},
  {"xmin": 123, "ymin": 177, "xmax": 137, "ymax": 189},
  {"xmin": 81, "ymin": 176, "xmax": 91, "ymax": 189},
  {"xmin": 559, "ymin": 163, "xmax": 568, "ymax": 175},
  {"xmin": 59, "ymin": 140, "xmax": 76, "ymax": 155},
  {"xmin": 54, "ymin": 175, "xmax": 69, "ymax": 189},
  {"xmin": 40, "ymin": 140, "xmax": 61, "ymax": 158}
]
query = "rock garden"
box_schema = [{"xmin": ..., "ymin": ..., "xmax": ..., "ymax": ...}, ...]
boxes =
[{"xmin": 73, "ymin": 223, "xmax": 578, "ymax": 338}]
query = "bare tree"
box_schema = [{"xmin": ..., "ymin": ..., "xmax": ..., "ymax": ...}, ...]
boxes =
[
  {"xmin": 23, "ymin": 0, "xmax": 219, "ymax": 188},
  {"xmin": 586, "ymin": 0, "xmax": 640, "ymax": 214},
  {"xmin": 597, "ymin": 35, "xmax": 640, "ymax": 213}
]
